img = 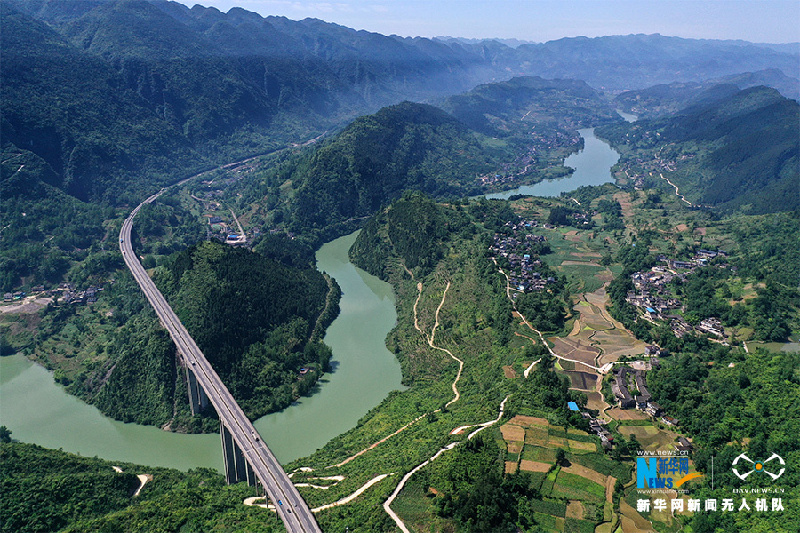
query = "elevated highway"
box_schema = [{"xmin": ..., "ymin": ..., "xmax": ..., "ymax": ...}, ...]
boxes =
[{"xmin": 120, "ymin": 189, "xmax": 321, "ymax": 533}]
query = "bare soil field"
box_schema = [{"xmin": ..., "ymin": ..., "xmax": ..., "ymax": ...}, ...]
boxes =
[
  {"xmin": 584, "ymin": 391, "xmax": 608, "ymax": 411},
  {"xmin": 565, "ymin": 500, "xmax": 585, "ymax": 519},
  {"xmin": 509, "ymin": 415, "xmax": 549, "ymax": 427},
  {"xmin": 564, "ymin": 370, "xmax": 599, "ymax": 390},
  {"xmin": 519, "ymin": 460, "xmax": 552, "ymax": 473},
  {"xmin": 607, "ymin": 408, "xmax": 649, "ymax": 421},
  {"xmin": 562, "ymin": 463, "xmax": 607, "ymax": 485},
  {"xmin": 620, "ymin": 499, "xmax": 655, "ymax": 533},
  {"xmin": 501, "ymin": 424, "xmax": 525, "ymax": 442},
  {"xmin": 507, "ymin": 441, "xmax": 523, "ymax": 454}
]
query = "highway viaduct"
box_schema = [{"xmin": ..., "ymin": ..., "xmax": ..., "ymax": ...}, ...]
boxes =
[{"xmin": 120, "ymin": 188, "xmax": 321, "ymax": 533}]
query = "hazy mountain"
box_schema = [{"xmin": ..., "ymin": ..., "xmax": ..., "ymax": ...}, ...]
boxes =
[
  {"xmin": 439, "ymin": 76, "xmax": 620, "ymax": 136},
  {"xmin": 615, "ymin": 68, "xmax": 800, "ymax": 118},
  {"xmin": 600, "ymin": 86, "xmax": 799, "ymax": 214}
]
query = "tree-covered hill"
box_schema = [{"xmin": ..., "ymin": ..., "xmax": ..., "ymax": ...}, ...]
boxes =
[
  {"xmin": 280, "ymin": 101, "xmax": 510, "ymax": 233},
  {"xmin": 0, "ymin": 442, "xmax": 283, "ymax": 533},
  {"xmin": 439, "ymin": 76, "xmax": 620, "ymax": 137},
  {"xmin": 152, "ymin": 241, "xmax": 338, "ymax": 420},
  {"xmin": 598, "ymin": 86, "xmax": 799, "ymax": 214}
]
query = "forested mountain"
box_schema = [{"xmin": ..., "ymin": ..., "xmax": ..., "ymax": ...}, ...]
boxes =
[
  {"xmin": 0, "ymin": 4, "xmax": 200, "ymax": 203},
  {"xmin": 152, "ymin": 241, "xmax": 337, "ymax": 420},
  {"xmin": 249, "ymin": 101, "xmax": 511, "ymax": 238},
  {"xmin": 4, "ymin": 0, "xmax": 797, "ymax": 208},
  {"xmin": 598, "ymin": 86, "xmax": 799, "ymax": 214},
  {"xmin": 614, "ymin": 68, "xmax": 800, "ymax": 118},
  {"xmin": 439, "ymin": 76, "xmax": 620, "ymax": 136}
]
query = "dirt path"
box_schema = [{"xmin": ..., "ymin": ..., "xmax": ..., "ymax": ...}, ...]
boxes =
[
  {"xmin": 0, "ymin": 297, "xmax": 53, "ymax": 315},
  {"xmin": 383, "ymin": 397, "xmax": 508, "ymax": 533},
  {"xmin": 427, "ymin": 282, "xmax": 463, "ymax": 407},
  {"xmin": 656, "ymin": 172, "xmax": 695, "ymax": 207},
  {"xmin": 311, "ymin": 474, "xmax": 393, "ymax": 513},
  {"xmin": 228, "ymin": 208, "xmax": 246, "ymax": 242},
  {"xmin": 330, "ymin": 412, "xmax": 429, "ymax": 468},
  {"xmin": 413, "ymin": 282, "xmax": 426, "ymax": 341},
  {"xmin": 112, "ymin": 466, "xmax": 151, "ymax": 497},
  {"xmin": 492, "ymin": 259, "xmax": 594, "ymax": 375},
  {"xmin": 319, "ymin": 280, "xmax": 463, "ymax": 471}
]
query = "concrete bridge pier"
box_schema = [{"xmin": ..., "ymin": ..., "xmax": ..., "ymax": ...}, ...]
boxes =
[
  {"xmin": 185, "ymin": 364, "xmax": 210, "ymax": 415},
  {"xmin": 221, "ymin": 424, "xmax": 256, "ymax": 487}
]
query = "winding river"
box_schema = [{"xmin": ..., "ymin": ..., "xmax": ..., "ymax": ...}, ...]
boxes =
[
  {"xmin": 0, "ymin": 126, "xmax": 622, "ymax": 471},
  {"xmin": 485, "ymin": 127, "xmax": 620, "ymax": 200},
  {"xmin": 0, "ymin": 232, "xmax": 402, "ymax": 469}
]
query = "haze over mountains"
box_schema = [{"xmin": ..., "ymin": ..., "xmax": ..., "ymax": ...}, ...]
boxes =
[{"xmin": 3, "ymin": 0, "xmax": 798, "ymax": 203}]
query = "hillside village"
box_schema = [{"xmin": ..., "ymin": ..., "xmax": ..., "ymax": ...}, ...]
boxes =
[
  {"xmin": 626, "ymin": 250, "xmax": 730, "ymax": 340},
  {"xmin": 488, "ymin": 218, "xmax": 557, "ymax": 294}
]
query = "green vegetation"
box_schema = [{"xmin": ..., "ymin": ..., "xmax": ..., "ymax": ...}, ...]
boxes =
[
  {"xmin": 0, "ymin": 442, "xmax": 281, "ymax": 533},
  {"xmin": 349, "ymin": 192, "xmax": 473, "ymax": 279},
  {"xmin": 598, "ymin": 86, "xmax": 799, "ymax": 214},
  {"xmin": 256, "ymin": 102, "xmax": 510, "ymax": 240},
  {"xmin": 431, "ymin": 435, "xmax": 539, "ymax": 532},
  {"xmin": 154, "ymin": 241, "xmax": 337, "ymax": 420}
]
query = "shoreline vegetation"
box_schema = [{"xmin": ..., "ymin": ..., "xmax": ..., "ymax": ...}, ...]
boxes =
[{"xmin": 2, "ymin": 5, "xmax": 798, "ymax": 528}]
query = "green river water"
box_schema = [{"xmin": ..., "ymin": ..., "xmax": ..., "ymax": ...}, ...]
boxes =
[
  {"xmin": 0, "ymin": 231, "xmax": 403, "ymax": 469},
  {"xmin": 0, "ymin": 128, "xmax": 625, "ymax": 470}
]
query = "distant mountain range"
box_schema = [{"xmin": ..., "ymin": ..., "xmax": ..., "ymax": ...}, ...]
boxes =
[
  {"xmin": 614, "ymin": 68, "xmax": 800, "ymax": 118},
  {"xmin": 599, "ymin": 86, "xmax": 799, "ymax": 214},
  {"xmin": 3, "ymin": 0, "xmax": 798, "ymax": 206}
]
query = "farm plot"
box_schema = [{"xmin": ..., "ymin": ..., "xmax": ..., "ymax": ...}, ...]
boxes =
[
  {"xmin": 564, "ymin": 370, "xmax": 599, "ymax": 390},
  {"xmin": 551, "ymin": 471, "xmax": 606, "ymax": 503},
  {"xmin": 618, "ymin": 424, "xmax": 679, "ymax": 451},
  {"xmin": 607, "ymin": 408, "xmax": 649, "ymax": 421},
  {"xmin": 584, "ymin": 391, "xmax": 608, "ymax": 411}
]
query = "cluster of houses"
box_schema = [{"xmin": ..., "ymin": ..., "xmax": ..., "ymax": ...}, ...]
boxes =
[
  {"xmin": 488, "ymin": 219, "xmax": 557, "ymax": 294},
  {"xmin": 611, "ymin": 362, "xmax": 682, "ymax": 428},
  {"xmin": 3, "ymin": 283, "xmax": 102, "ymax": 306},
  {"xmin": 626, "ymin": 250, "xmax": 729, "ymax": 339},
  {"xmin": 476, "ymin": 129, "xmax": 580, "ymax": 187},
  {"xmin": 3, "ymin": 290, "xmax": 28, "ymax": 302}
]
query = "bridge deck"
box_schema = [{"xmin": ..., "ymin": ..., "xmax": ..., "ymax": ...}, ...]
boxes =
[{"xmin": 121, "ymin": 191, "xmax": 321, "ymax": 533}]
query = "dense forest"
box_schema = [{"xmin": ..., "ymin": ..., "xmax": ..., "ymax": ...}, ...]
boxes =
[
  {"xmin": 598, "ymin": 86, "xmax": 800, "ymax": 214},
  {"xmin": 0, "ymin": 442, "xmax": 282, "ymax": 533},
  {"xmin": 284, "ymin": 102, "xmax": 509, "ymax": 233},
  {"xmin": 349, "ymin": 192, "xmax": 473, "ymax": 280},
  {"xmin": 153, "ymin": 241, "xmax": 338, "ymax": 420}
]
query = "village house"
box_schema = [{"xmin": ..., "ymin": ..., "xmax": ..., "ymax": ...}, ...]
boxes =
[
  {"xmin": 611, "ymin": 367, "xmax": 635, "ymax": 409},
  {"xmin": 697, "ymin": 317, "xmax": 725, "ymax": 338}
]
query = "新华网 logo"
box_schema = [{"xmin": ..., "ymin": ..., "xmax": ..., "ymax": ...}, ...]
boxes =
[
  {"xmin": 732, "ymin": 453, "xmax": 785, "ymax": 481},
  {"xmin": 637, "ymin": 456, "xmax": 703, "ymax": 489}
]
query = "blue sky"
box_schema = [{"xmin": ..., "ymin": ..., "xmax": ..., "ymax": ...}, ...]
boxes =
[{"xmin": 174, "ymin": 0, "xmax": 800, "ymax": 44}]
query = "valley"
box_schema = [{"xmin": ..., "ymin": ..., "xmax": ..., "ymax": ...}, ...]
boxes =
[{"xmin": 1, "ymin": 2, "xmax": 799, "ymax": 532}]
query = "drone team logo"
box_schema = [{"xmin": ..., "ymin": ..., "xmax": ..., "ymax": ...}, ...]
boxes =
[{"xmin": 732, "ymin": 453, "xmax": 785, "ymax": 481}]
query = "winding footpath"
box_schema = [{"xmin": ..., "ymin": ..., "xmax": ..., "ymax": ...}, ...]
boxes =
[
  {"xmin": 493, "ymin": 259, "xmax": 604, "ymax": 375},
  {"xmin": 427, "ymin": 282, "xmax": 463, "ymax": 407},
  {"xmin": 382, "ymin": 397, "xmax": 509, "ymax": 533}
]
